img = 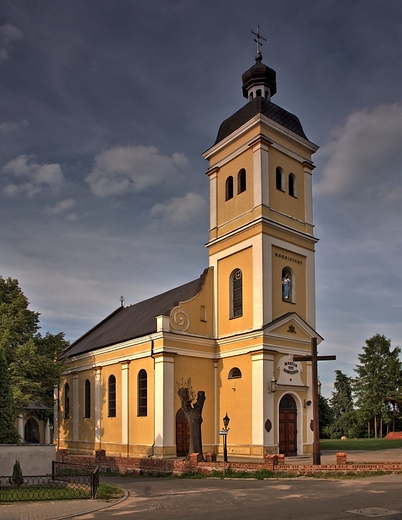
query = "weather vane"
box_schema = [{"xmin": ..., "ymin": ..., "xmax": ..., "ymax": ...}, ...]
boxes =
[
  {"xmin": 120, "ymin": 295, "xmax": 125, "ymax": 307},
  {"xmin": 251, "ymin": 25, "xmax": 266, "ymax": 54}
]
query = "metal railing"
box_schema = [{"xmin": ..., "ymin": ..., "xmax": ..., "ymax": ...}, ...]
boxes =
[{"xmin": 0, "ymin": 462, "xmax": 99, "ymax": 502}]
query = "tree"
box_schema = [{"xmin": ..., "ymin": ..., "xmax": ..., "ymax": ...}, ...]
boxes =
[
  {"xmin": 354, "ymin": 334, "xmax": 402, "ymax": 438},
  {"xmin": 318, "ymin": 393, "xmax": 333, "ymax": 438},
  {"xmin": 328, "ymin": 370, "xmax": 356, "ymax": 438},
  {"xmin": 177, "ymin": 378, "xmax": 206, "ymax": 460},
  {"xmin": 0, "ymin": 276, "xmax": 68, "ymax": 420},
  {"xmin": 9, "ymin": 333, "xmax": 67, "ymax": 414},
  {"xmin": 0, "ymin": 346, "xmax": 20, "ymax": 444},
  {"xmin": 0, "ymin": 277, "xmax": 39, "ymax": 365}
]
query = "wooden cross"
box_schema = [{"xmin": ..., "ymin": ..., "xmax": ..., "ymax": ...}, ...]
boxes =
[
  {"xmin": 251, "ymin": 25, "xmax": 266, "ymax": 54},
  {"xmin": 294, "ymin": 338, "xmax": 336, "ymax": 465}
]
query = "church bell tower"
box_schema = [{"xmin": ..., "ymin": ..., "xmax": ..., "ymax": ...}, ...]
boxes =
[{"xmin": 203, "ymin": 39, "xmax": 319, "ymax": 340}]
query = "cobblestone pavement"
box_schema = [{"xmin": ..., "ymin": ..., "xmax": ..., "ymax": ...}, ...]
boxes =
[{"xmin": 1, "ymin": 449, "xmax": 400, "ymax": 520}]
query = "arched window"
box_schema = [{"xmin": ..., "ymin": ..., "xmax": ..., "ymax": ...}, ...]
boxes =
[
  {"xmin": 256, "ymin": 88, "xmax": 262, "ymax": 97},
  {"xmin": 276, "ymin": 167, "xmax": 284, "ymax": 191},
  {"xmin": 238, "ymin": 169, "xmax": 246, "ymax": 194},
  {"xmin": 84, "ymin": 379, "xmax": 91, "ymax": 418},
  {"xmin": 108, "ymin": 375, "xmax": 116, "ymax": 417},
  {"xmin": 225, "ymin": 176, "xmax": 234, "ymax": 200},
  {"xmin": 230, "ymin": 269, "xmax": 243, "ymax": 318},
  {"xmin": 228, "ymin": 367, "xmax": 242, "ymax": 379},
  {"xmin": 282, "ymin": 268, "xmax": 294, "ymax": 302},
  {"xmin": 64, "ymin": 383, "xmax": 70, "ymax": 419},
  {"xmin": 289, "ymin": 173, "xmax": 297, "ymax": 197},
  {"xmin": 138, "ymin": 369, "xmax": 147, "ymax": 417}
]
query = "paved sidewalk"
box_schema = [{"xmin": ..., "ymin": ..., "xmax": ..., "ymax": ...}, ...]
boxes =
[
  {"xmin": 1, "ymin": 449, "xmax": 401, "ymax": 520},
  {"xmin": 0, "ymin": 490, "xmax": 128, "ymax": 520}
]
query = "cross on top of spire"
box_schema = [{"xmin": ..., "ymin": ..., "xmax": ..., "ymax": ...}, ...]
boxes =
[{"xmin": 251, "ymin": 25, "xmax": 266, "ymax": 58}]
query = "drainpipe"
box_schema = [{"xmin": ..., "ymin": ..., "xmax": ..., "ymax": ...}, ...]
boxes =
[{"xmin": 150, "ymin": 338, "xmax": 155, "ymax": 457}]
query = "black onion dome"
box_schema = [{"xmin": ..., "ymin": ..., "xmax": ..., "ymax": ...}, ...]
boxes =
[{"xmin": 242, "ymin": 51, "xmax": 277, "ymax": 99}]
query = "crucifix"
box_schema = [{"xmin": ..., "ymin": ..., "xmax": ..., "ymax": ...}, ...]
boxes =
[
  {"xmin": 251, "ymin": 25, "xmax": 267, "ymax": 54},
  {"xmin": 294, "ymin": 337, "xmax": 336, "ymax": 465}
]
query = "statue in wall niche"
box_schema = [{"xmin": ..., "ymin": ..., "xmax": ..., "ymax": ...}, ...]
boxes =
[{"xmin": 282, "ymin": 271, "xmax": 291, "ymax": 300}]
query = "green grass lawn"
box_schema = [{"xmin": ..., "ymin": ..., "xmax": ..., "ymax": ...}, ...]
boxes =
[{"xmin": 320, "ymin": 438, "xmax": 402, "ymax": 451}]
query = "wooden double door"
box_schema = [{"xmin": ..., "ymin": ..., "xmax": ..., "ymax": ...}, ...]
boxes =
[
  {"xmin": 279, "ymin": 394, "xmax": 297, "ymax": 456},
  {"xmin": 176, "ymin": 408, "xmax": 190, "ymax": 457}
]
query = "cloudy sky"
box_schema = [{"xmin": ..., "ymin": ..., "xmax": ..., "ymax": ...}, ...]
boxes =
[{"xmin": 1, "ymin": 0, "xmax": 401, "ymax": 397}]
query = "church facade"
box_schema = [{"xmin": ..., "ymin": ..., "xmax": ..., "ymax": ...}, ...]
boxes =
[{"xmin": 56, "ymin": 48, "xmax": 322, "ymax": 460}]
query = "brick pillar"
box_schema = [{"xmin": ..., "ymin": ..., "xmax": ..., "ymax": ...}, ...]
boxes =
[
  {"xmin": 264, "ymin": 454, "xmax": 275, "ymax": 471},
  {"xmin": 95, "ymin": 449, "xmax": 106, "ymax": 462},
  {"xmin": 336, "ymin": 452, "xmax": 347, "ymax": 465},
  {"xmin": 189, "ymin": 453, "xmax": 202, "ymax": 470}
]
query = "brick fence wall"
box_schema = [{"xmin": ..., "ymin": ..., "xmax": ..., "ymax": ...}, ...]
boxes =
[{"xmin": 56, "ymin": 450, "xmax": 402, "ymax": 476}]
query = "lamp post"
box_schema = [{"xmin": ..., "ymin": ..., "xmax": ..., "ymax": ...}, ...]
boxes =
[{"xmin": 222, "ymin": 413, "xmax": 230, "ymax": 463}]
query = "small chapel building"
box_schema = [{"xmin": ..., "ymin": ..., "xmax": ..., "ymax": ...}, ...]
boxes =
[{"xmin": 56, "ymin": 47, "xmax": 322, "ymax": 459}]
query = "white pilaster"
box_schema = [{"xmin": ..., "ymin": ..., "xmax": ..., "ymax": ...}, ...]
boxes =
[
  {"xmin": 251, "ymin": 352, "xmax": 275, "ymax": 449},
  {"xmin": 45, "ymin": 419, "xmax": 51, "ymax": 444},
  {"xmin": 94, "ymin": 367, "xmax": 102, "ymax": 446},
  {"xmin": 53, "ymin": 385, "xmax": 59, "ymax": 445},
  {"xmin": 72, "ymin": 373, "xmax": 79, "ymax": 442},
  {"xmin": 154, "ymin": 355, "xmax": 175, "ymax": 451},
  {"xmin": 214, "ymin": 359, "xmax": 219, "ymax": 447},
  {"xmin": 304, "ymin": 164, "xmax": 313, "ymax": 226},
  {"xmin": 17, "ymin": 414, "xmax": 24, "ymax": 440},
  {"xmin": 305, "ymin": 249, "xmax": 316, "ymax": 328},
  {"xmin": 252, "ymin": 238, "xmax": 264, "ymax": 329},
  {"xmin": 263, "ymin": 235, "xmax": 273, "ymax": 324},
  {"xmin": 121, "ymin": 361, "xmax": 130, "ymax": 445},
  {"xmin": 252, "ymin": 141, "xmax": 269, "ymax": 209},
  {"xmin": 209, "ymin": 169, "xmax": 218, "ymax": 231}
]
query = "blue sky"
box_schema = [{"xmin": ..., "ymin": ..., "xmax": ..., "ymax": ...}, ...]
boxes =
[{"xmin": 0, "ymin": 0, "xmax": 401, "ymax": 397}]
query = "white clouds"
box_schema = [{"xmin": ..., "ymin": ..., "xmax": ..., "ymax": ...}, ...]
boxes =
[
  {"xmin": 86, "ymin": 145, "xmax": 189, "ymax": 197},
  {"xmin": 2, "ymin": 154, "xmax": 65, "ymax": 197},
  {"xmin": 44, "ymin": 198, "xmax": 76, "ymax": 215},
  {"xmin": 0, "ymin": 120, "xmax": 29, "ymax": 133},
  {"xmin": 150, "ymin": 192, "xmax": 208, "ymax": 225},
  {"xmin": 0, "ymin": 24, "xmax": 24, "ymax": 64},
  {"xmin": 315, "ymin": 103, "xmax": 402, "ymax": 208}
]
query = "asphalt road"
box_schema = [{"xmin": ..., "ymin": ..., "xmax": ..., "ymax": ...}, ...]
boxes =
[{"xmin": 76, "ymin": 474, "xmax": 402, "ymax": 520}]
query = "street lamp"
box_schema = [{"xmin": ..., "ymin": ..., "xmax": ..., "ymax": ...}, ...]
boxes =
[
  {"xmin": 222, "ymin": 413, "xmax": 230, "ymax": 463},
  {"xmin": 270, "ymin": 375, "xmax": 277, "ymax": 393}
]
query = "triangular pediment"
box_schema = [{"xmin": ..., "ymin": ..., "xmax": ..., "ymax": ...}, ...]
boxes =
[{"xmin": 263, "ymin": 312, "xmax": 323, "ymax": 344}]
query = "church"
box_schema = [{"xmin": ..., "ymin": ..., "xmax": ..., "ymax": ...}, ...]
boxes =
[{"xmin": 56, "ymin": 42, "xmax": 322, "ymax": 460}]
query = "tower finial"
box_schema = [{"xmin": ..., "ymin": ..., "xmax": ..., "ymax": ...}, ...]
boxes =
[{"xmin": 251, "ymin": 25, "xmax": 266, "ymax": 59}]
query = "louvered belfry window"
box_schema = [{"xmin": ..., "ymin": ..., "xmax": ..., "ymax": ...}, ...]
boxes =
[{"xmin": 231, "ymin": 269, "xmax": 243, "ymax": 318}]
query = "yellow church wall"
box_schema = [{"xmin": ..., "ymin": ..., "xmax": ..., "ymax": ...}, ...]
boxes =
[
  {"xmin": 169, "ymin": 267, "xmax": 214, "ymax": 337},
  {"xmin": 128, "ymin": 357, "xmax": 154, "ymax": 456},
  {"xmin": 268, "ymin": 148, "xmax": 306, "ymax": 222},
  {"xmin": 97, "ymin": 363, "xmax": 121, "ymax": 449},
  {"xmin": 216, "ymin": 246, "xmax": 253, "ymax": 337},
  {"xmin": 173, "ymin": 355, "xmax": 215, "ymax": 446},
  {"xmin": 216, "ymin": 151, "xmax": 254, "ymax": 229},
  {"xmin": 218, "ymin": 355, "xmax": 252, "ymax": 451},
  {"xmin": 262, "ymin": 217, "xmax": 316, "ymax": 251},
  {"xmin": 207, "ymin": 126, "xmax": 257, "ymax": 165}
]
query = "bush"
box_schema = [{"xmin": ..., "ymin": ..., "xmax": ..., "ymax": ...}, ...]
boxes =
[{"xmin": 11, "ymin": 460, "xmax": 24, "ymax": 487}]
